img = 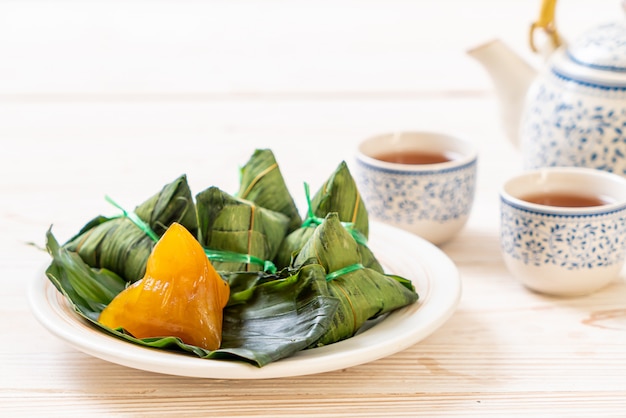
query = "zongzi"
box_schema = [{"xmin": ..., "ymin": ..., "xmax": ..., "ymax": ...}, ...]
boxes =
[
  {"xmin": 196, "ymin": 186, "xmax": 289, "ymax": 273},
  {"xmin": 275, "ymin": 161, "xmax": 383, "ymax": 273},
  {"xmin": 99, "ymin": 223, "xmax": 230, "ymax": 351},
  {"xmin": 237, "ymin": 149, "xmax": 302, "ymax": 233},
  {"xmin": 292, "ymin": 213, "xmax": 418, "ymax": 347},
  {"xmin": 311, "ymin": 161, "xmax": 369, "ymax": 237},
  {"xmin": 64, "ymin": 175, "xmax": 197, "ymax": 282}
]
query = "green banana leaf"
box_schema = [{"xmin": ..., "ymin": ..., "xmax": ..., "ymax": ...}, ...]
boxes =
[
  {"xmin": 45, "ymin": 229, "xmax": 339, "ymax": 367},
  {"xmin": 237, "ymin": 149, "xmax": 302, "ymax": 233},
  {"xmin": 293, "ymin": 213, "xmax": 418, "ymax": 347},
  {"xmin": 275, "ymin": 161, "xmax": 384, "ymax": 273},
  {"xmin": 215, "ymin": 265, "xmax": 339, "ymax": 365},
  {"xmin": 46, "ymin": 228, "xmax": 127, "ymax": 321},
  {"xmin": 311, "ymin": 161, "xmax": 369, "ymax": 238},
  {"xmin": 274, "ymin": 226, "xmax": 315, "ymax": 269},
  {"xmin": 196, "ymin": 186, "xmax": 289, "ymax": 273},
  {"xmin": 64, "ymin": 175, "xmax": 197, "ymax": 283},
  {"xmin": 275, "ymin": 224, "xmax": 384, "ymax": 273}
]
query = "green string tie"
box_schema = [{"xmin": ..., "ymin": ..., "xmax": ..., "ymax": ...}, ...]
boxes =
[
  {"xmin": 105, "ymin": 195, "xmax": 277, "ymax": 274},
  {"xmin": 203, "ymin": 249, "xmax": 277, "ymax": 274},
  {"xmin": 326, "ymin": 263, "xmax": 364, "ymax": 282},
  {"xmin": 300, "ymin": 183, "xmax": 368, "ymax": 246},
  {"xmin": 105, "ymin": 195, "xmax": 159, "ymax": 242}
]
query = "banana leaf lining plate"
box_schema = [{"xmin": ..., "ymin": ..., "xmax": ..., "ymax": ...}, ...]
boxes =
[{"xmin": 29, "ymin": 221, "xmax": 461, "ymax": 379}]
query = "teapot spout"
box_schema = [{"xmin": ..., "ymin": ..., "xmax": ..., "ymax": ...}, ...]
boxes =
[{"xmin": 468, "ymin": 39, "xmax": 537, "ymax": 148}]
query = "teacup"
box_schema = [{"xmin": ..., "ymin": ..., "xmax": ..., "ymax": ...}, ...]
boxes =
[
  {"xmin": 500, "ymin": 167, "xmax": 626, "ymax": 297},
  {"xmin": 354, "ymin": 131, "xmax": 478, "ymax": 245}
]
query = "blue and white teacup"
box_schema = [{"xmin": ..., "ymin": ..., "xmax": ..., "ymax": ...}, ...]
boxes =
[
  {"xmin": 354, "ymin": 131, "xmax": 478, "ymax": 245},
  {"xmin": 500, "ymin": 167, "xmax": 626, "ymax": 297}
]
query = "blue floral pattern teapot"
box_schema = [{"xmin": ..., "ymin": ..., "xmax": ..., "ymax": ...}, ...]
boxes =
[{"xmin": 469, "ymin": 0, "xmax": 626, "ymax": 176}]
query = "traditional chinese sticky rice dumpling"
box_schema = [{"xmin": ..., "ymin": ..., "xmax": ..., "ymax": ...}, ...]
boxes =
[
  {"xmin": 196, "ymin": 186, "xmax": 289, "ymax": 273},
  {"xmin": 275, "ymin": 162, "xmax": 383, "ymax": 273},
  {"xmin": 64, "ymin": 175, "xmax": 197, "ymax": 282},
  {"xmin": 237, "ymin": 149, "xmax": 302, "ymax": 233},
  {"xmin": 42, "ymin": 150, "xmax": 423, "ymax": 368},
  {"xmin": 292, "ymin": 213, "xmax": 418, "ymax": 346},
  {"xmin": 98, "ymin": 223, "xmax": 230, "ymax": 351}
]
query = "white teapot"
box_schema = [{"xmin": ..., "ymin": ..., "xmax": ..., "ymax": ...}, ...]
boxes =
[{"xmin": 469, "ymin": 0, "xmax": 626, "ymax": 176}]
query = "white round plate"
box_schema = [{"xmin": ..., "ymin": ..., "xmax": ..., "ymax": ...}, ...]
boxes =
[{"xmin": 29, "ymin": 221, "xmax": 461, "ymax": 379}]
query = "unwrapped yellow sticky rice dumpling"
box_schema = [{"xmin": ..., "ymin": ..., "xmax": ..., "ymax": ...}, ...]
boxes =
[{"xmin": 99, "ymin": 223, "xmax": 230, "ymax": 351}]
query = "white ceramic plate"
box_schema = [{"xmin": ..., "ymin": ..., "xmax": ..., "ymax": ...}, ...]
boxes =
[{"xmin": 29, "ymin": 221, "xmax": 461, "ymax": 379}]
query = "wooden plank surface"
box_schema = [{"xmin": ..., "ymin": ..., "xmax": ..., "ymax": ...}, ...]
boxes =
[{"xmin": 2, "ymin": 1, "xmax": 626, "ymax": 416}]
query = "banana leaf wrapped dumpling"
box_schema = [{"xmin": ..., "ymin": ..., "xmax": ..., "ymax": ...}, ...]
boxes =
[
  {"xmin": 311, "ymin": 161, "xmax": 369, "ymax": 237},
  {"xmin": 274, "ymin": 226, "xmax": 316, "ymax": 269},
  {"xmin": 64, "ymin": 175, "xmax": 198, "ymax": 283},
  {"xmin": 275, "ymin": 161, "xmax": 383, "ymax": 273},
  {"xmin": 237, "ymin": 149, "xmax": 302, "ymax": 233},
  {"xmin": 293, "ymin": 213, "xmax": 418, "ymax": 347},
  {"xmin": 196, "ymin": 186, "xmax": 289, "ymax": 273},
  {"xmin": 276, "ymin": 224, "xmax": 383, "ymax": 273}
]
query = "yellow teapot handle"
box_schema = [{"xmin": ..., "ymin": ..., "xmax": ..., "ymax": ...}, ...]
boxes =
[{"xmin": 529, "ymin": 0, "xmax": 562, "ymax": 52}]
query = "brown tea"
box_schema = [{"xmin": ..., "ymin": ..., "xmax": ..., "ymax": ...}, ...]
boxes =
[
  {"xmin": 374, "ymin": 150, "xmax": 455, "ymax": 165},
  {"xmin": 520, "ymin": 192, "xmax": 610, "ymax": 208}
]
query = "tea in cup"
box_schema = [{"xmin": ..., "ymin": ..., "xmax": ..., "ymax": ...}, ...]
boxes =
[
  {"xmin": 500, "ymin": 167, "xmax": 626, "ymax": 297},
  {"xmin": 354, "ymin": 131, "xmax": 478, "ymax": 245}
]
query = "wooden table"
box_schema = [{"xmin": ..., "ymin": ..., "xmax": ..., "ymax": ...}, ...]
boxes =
[{"xmin": 3, "ymin": 1, "xmax": 626, "ymax": 416}]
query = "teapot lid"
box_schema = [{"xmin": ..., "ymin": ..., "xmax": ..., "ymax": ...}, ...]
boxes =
[{"xmin": 567, "ymin": 22, "xmax": 626, "ymax": 71}]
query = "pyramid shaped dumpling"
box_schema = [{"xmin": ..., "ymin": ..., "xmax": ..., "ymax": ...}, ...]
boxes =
[{"xmin": 99, "ymin": 223, "xmax": 230, "ymax": 350}]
